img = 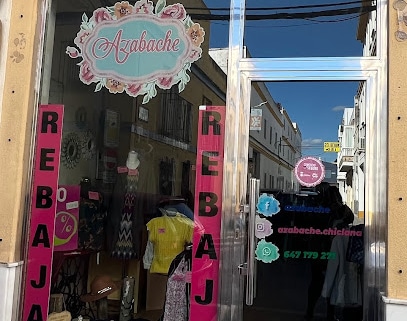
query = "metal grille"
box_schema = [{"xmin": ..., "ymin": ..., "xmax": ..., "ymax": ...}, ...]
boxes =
[{"xmin": 160, "ymin": 88, "xmax": 192, "ymax": 144}]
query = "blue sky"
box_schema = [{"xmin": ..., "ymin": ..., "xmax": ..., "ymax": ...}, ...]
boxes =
[{"xmin": 202, "ymin": 0, "xmax": 365, "ymax": 162}]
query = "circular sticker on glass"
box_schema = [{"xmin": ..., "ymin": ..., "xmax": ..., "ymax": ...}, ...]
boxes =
[{"xmin": 294, "ymin": 156, "xmax": 325, "ymax": 187}]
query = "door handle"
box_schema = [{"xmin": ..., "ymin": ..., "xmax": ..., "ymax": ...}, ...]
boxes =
[
  {"xmin": 238, "ymin": 262, "xmax": 248, "ymax": 275},
  {"xmin": 246, "ymin": 178, "xmax": 260, "ymax": 305}
]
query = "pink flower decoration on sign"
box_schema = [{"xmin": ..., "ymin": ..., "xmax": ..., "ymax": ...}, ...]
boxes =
[
  {"xmin": 134, "ymin": 0, "xmax": 154, "ymax": 14},
  {"xmin": 74, "ymin": 30, "xmax": 91, "ymax": 48},
  {"xmin": 255, "ymin": 215, "xmax": 273, "ymax": 239},
  {"xmin": 159, "ymin": 4, "xmax": 186, "ymax": 20},
  {"xmin": 93, "ymin": 8, "xmax": 112, "ymax": 23},
  {"xmin": 79, "ymin": 61, "xmax": 95, "ymax": 84},
  {"xmin": 114, "ymin": 1, "xmax": 133, "ymax": 18},
  {"xmin": 188, "ymin": 47, "xmax": 202, "ymax": 62},
  {"xmin": 126, "ymin": 83, "xmax": 143, "ymax": 96},
  {"xmin": 66, "ymin": 47, "xmax": 79, "ymax": 58},
  {"xmin": 106, "ymin": 79, "xmax": 125, "ymax": 93},
  {"xmin": 187, "ymin": 23, "xmax": 205, "ymax": 47},
  {"xmin": 158, "ymin": 77, "xmax": 174, "ymax": 89}
]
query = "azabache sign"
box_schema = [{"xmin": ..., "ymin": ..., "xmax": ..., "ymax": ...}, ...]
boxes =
[{"xmin": 66, "ymin": 0, "xmax": 205, "ymax": 104}]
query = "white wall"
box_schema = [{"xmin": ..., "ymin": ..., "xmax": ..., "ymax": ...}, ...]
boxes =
[{"xmin": 0, "ymin": 262, "xmax": 23, "ymax": 321}]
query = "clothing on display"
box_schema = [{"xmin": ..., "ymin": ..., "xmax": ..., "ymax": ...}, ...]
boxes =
[
  {"xmin": 161, "ymin": 248, "xmax": 192, "ymax": 321},
  {"xmin": 112, "ymin": 189, "xmax": 138, "ymax": 259},
  {"xmin": 107, "ymin": 152, "xmax": 143, "ymax": 259},
  {"xmin": 321, "ymin": 234, "xmax": 362, "ymax": 307},
  {"xmin": 78, "ymin": 179, "xmax": 106, "ymax": 251},
  {"xmin": 143, "ymin": 240, "xmax": 154, "ymax": 270},
  {"xmin": 346, "ymin": 224, "xmax": 365, "ymax": 265},
  {"xmin": 145, "ymin": 210, "xmax": 194, "ymax": 274},
  {"xmin": 78, "ymin": 197, "xmax": 105, "ymax": 251}
]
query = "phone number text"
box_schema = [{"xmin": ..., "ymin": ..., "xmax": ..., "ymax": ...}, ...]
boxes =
[{"xmin": 283, "ymin": 251, "xmax": 336, "ymax": 260}]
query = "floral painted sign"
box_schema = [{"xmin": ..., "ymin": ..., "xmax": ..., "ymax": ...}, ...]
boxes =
[{"xmin": 66, "ymin": 0, "xmax": 205, "ymax": 103}]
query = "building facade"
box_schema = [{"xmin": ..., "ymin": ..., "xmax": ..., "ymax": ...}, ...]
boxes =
[{"xmin": 0, "ymin": 0, "xmax": 406, "ymax": 321}]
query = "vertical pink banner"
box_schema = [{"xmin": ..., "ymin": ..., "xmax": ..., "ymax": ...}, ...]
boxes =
[
  {"xmin": 190, "ymin": 106, "xmax": 225, "ymax": 321},
  {"xmin": 22, "ymin": 105, "xmax": 64, "ymax": 321},
  {"xmin": 54, "ymin": 185, "xmax": 80, "ymax": 252}
]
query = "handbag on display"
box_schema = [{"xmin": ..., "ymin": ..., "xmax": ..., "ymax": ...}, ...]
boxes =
[
  {"xmin": 48, "ymin": 296, "xmax": 71, "ymax": 321},
  {"xmin": 47, "ymin": 311, "xmax": 71, "ymax": 321}
]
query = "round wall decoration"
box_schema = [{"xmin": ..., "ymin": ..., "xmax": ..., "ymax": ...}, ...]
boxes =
[
  {"xmin": 81, "ymin": 130, "xmax": 96, "ymax": 160},
  {"xmin": 61, "ymin": 133, "xmax": 82, "ymax": 169}
]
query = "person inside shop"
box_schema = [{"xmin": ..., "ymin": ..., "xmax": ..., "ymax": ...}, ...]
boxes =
[
  {"xmin": 304, "ymin": 184, "xmax": 350, "ymax": 321},
  {"xmin": 321, "ymin": 206, "xmax": 363, "ymax": 321}
]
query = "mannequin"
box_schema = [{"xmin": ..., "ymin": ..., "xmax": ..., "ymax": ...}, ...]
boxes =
[
  {"xmin": 109, "ymin": 150, "xmax": 142, "ymax": 259},
  {"xmin": 126, "ymin": 151, "xmax": 140, "ymax": 170}
]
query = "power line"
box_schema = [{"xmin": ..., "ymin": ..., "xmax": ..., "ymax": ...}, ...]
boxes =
[
  {"xmin": 185, "ymin": 0, "xmax": 374, "ymax": 12},
  {"xmin": 189, "ymin": 6, "xmax": 376, "ymax": 21},
  {"xmin": 210, "ymin": 11, "xmax": 369, "ymax": 28}
]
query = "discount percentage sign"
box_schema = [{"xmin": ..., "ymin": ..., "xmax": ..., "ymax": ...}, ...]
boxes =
[{"xmin": 54, "ymin": 211, "xmax": 78, "ymax": 246}]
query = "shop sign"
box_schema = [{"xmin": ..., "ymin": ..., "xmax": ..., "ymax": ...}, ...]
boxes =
[
  {"xmin": 294, "ymin": 156, "xmax": 325, "ymax": 187},
  {"xmin": 190, "ymin": 106, "xmax": 225, "ymax": 320},
  {"xmin": 323, "ymin": 141, "xmax": 340, "ymax": 152},
  {"xmin": 23, "ymin": 105, "xmax": 64, "ymax": 321},
  {"xmin": 250, "ymin": 108, "xmax": 262, "ymax": 130},
  {"xmin": 54, "ymin": 185, "xmax": 80, "ymax": 252},
  {"xmin": 66, "ymin": 0, "xmax": 205, "ymax": 104}
]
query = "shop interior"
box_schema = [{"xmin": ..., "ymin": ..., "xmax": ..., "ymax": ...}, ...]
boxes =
[{"xmin": 43, "ymin": 1, "xmax": 209, "ymax": 320}]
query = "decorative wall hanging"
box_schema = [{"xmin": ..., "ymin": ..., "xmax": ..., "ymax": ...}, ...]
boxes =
[
  {"xmin": 66, "ymin": 0, "xmax": 205, "ymax": 104},
  {"xmin": 81, "ymin": 130, "xmax": 96, "ymax": 160},
  {"xmin": 61, "ymin": 133, "xmax": 82, "ymax": 169},
  {"xmin": 394, "ymin": 0, "xmax": 407, "ymax": 41}
]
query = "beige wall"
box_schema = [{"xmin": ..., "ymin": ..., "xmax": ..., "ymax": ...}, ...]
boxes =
[
  {"xmin": 0, "ymin": 0, "xmax": 44, "ymax": 263},
  {"xmin": 388, "ymin": 4, "xmax": 407, "ymax": 299}
]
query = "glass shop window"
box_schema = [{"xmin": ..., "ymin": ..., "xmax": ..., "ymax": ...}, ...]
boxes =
[{"xmin": 41, "ymin": 0, "xmax": 227, "ymax": 320}]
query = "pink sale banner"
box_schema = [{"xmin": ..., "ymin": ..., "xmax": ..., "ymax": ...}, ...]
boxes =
[{"xmin": 54, "ymin": 185, "xmax": 80, "ymax": 251}]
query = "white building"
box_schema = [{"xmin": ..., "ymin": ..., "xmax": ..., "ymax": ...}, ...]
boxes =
[
  {"xmin": 209, "ymin": 48, "xmax": 302, "ymax": 192},
  {"xmin": 337, "ymin": 2, "xmax": 376, "ymax": 218}
]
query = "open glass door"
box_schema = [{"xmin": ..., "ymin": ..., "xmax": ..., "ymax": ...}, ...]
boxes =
[{"xmin": 218, "ymin": 1, "xmax": 387, "ymax": 321}]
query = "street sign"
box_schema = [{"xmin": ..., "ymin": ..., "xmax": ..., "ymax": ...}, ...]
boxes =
[
  {"xmin": 294, "ymin": 156, "xmax": 325, "ymax": 187},
  {"xmin": 324, "ymin": 141, "xmax": 341, "ymax": 152},
  {"xmin": 250, "ymin": 108, "xmax": 262, "ymax": 130}
]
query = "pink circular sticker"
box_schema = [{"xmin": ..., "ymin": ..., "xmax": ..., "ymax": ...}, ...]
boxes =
[{"xmin": 294, "ymin": 156, "xmax": 325, "ymax": 187}]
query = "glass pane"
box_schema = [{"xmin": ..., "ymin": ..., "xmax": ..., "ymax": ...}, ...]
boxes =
[
  {"xmin": 245, "ymin": 81, "xmax": 366, "ymax": 321},
  {"xmin": 203, "ymin": 0, "xmax": 377, "ymax": 58},
  {"xmin": 41, "ymin": 0, "xmax": 227, "ymax": 320}
]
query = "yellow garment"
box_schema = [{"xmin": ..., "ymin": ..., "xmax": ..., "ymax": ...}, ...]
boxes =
[{"xmin": 146, "ymin": 214, "xmax": 194, "ymax": 274}]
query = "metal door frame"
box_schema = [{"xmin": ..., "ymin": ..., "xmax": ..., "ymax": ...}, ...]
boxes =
[{"xmin": 219, "ymin": 1, "xmax": 388, "ymax": 321}]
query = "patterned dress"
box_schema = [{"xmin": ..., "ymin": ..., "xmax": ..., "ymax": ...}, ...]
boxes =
[{"xmin": 112, "ymin": 175, "xmax": 138, "ymax": 259}]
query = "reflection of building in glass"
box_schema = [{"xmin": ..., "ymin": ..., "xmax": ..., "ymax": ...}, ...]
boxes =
[
  {"xmin": 337, "ymin": 5, "xmax": 376, "ymax": 218},
  {"xmin": 210, "ymin": 48, "xmax": 303, "ymax": 193}
]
